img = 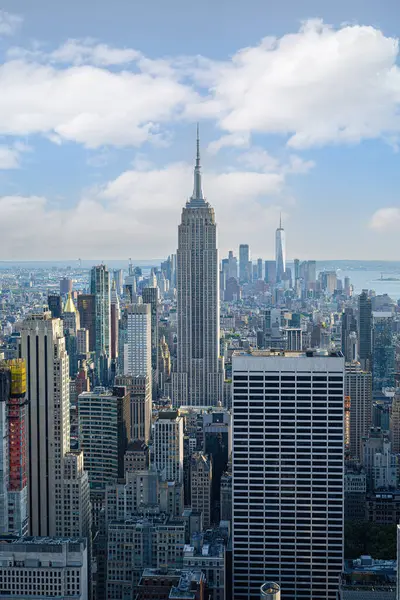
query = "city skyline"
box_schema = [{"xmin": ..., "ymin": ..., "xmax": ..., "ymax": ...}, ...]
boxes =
[{"xmin": 0, "ymin": 1, "xmax": 399, "ymax": 260}]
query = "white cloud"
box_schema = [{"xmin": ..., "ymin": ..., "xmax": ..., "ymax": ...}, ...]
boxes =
[
  {"xmin": 1, "ymin": 21, "xmax": 400, "ymax": 151},
  {"xmin": 0, "ymin": 10, "xmax": 22, "ymax": 36},
  {"xmin": 50, "ymin": 38, "xmax": 139, "ymax": 66},
  {"xmin": 369, "ymin": 208, "xmax": 400, "ymax": 231},
  {"xmin": 186, "ymin": 19, "xmax": 400, "ymax": 149},
  {"xmin": 208, "ymin": 133, "xmax": 250, "ymax": 154},
  {"xmin": 0, "ymin": 59, "xmax": 196, "ymax": 148}
]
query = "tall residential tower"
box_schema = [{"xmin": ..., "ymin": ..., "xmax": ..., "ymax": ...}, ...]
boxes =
[
  {"xmin": 173, "ymin": 128, "xmax": 223, "ymax": 406},
  {"xmin": 275, "ymin": 215, "xmax": 286, "ymax": 283}
]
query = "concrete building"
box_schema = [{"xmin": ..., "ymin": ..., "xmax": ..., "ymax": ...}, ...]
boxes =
[
  {"xmin": 62, "ymin": 451, "xmax": 91, "ymax": 539},
  {"xmin": 190, "ymin": 453, "xmax": 212, "ymax": 529},
  {"xmin": 173, "ymin": 129, "xmax": 223, "ymax": 407},
  {"xmin": 220, "ymin": 471, "xmax": 232, "ymax": 522},
  {"xmin": 125, "ymin": 304, "xmax": 152, "ymax": 380},
  {"xmin": 76, "ymin": 328, "xmax": 89, "ymax": 357},
  {"xmin": 390, "ymin": 391, "xmax": 400, "ymax": 453},
  {"xmin": 78, "ymin": 386, "xmax": 130, "ymax": 489},
  {"xmin": 124, "ymin": 440, "xmax": 149, "ymax": 473},
  {"xmin": 143, "ymin": 286, "xmax": 160, "ymax": 399},
  {"xmin": 232, "ymin": 349, "xmax": 344, "ymax": 600},
  {"xmin": 183, "ymin": 527, "xmax": 228, "ymax": 600},
  {"xmin": 345, "ymin": 362, "xmax": 373, "ymax": 460},
  {"xmin": 115, "ymin": 374, "xmax": 152, "ymax": 442},
  {"xmin": 19, "ymin": 313, "xmax": 70, "ymax": 537},
  {"xmin": 372, "ymin": 312, "xmax": 395, "ymax": 391},
  {"xmin": 154, "ymin": 411, "xmax": 184, "ymax": 484},
  {"xmin": 367, "ymin": 492, "xmax": 400, "ymax": 524},
  {"xmin": 0, "ymin": 536, "xmax": 88, "ymax": 600},
  {"xmin": 362, "ymin": 428, "xmax": 397, "ymax": 491},
  {"xmin": 106, "ymin": 515, "xmax": 185, "ymax": 598},
  {"xmin": 339, "ymin": 556, "xmax": 396, "ymax": 599},
  {"xmin": 136, "ymin": 568, "xmax": 205, "ymax": 600},
  {"xmin": 110, "ymin": 280, "xmax": 120, "ymax": 362},
  {"xmin": 60, "ymin": 277, "xmax": 73, "ymax": 295}
]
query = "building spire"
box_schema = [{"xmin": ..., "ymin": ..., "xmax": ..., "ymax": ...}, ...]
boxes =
[{"xmin": 191, "ymin": 123, "xmax": 204, "ymax": 201}]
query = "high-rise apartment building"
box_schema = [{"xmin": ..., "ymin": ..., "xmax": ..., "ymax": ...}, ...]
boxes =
[
  {"xmin": 77, "ymin": 294, "xmax": 96, "ymax": 352},
  {"xmin": 359, "ymin": 290, "xmax": 372, "ymax": 370},
  {"xmin": 372, "ymin": 312, "xmax": 395, "ymax": 391},
  {"xmin": 125, "ymin": 304, "xmax": 152, "ymax": 380},
  {"xmin": 275, "ymin": 216, "xmax": 286, "ymax": 283},
  {"xmin": 115, "ymin": 374, "xmax": 151, "ymax": 442},
  {"xmin": 154, "ymin": 410, "xmax": 184, "ymax": 483},
  {"xmin": 19, "ymin": 313, "xmax": 70, "ymax": 537},
  {"xmin": 345, "ymin": 362, "xmax": 372, "ymax": 460},
  {"xmin": 78, "ymin": 386, "xmax": 130, "ymax": 488},
  {"xmin": 190, "ymin": 452, "xmax": 212, "ymax": 529},
  {"xmin": 62, "ymin": 451, "xmax": 91, "ymax": 539},
  {"xmin": 0, "ymin": 359, "xmax": 28, "ymax": 536},
  {"xmin": 173, "ymin": 129, "xmax": 222, "ymax": 406},
  {"xmin": 232, "ymin": 349, "xmax": 344, "ymax": 600},
  {"xmin": 142, "ymin": 286, "xmax": 160, "ymax": 398},
  {"xmin": 90, "ymin": 265, "xmax": 111, "ymax": 359},
  {"xmin": 110, "ymin": 279, "xmax": 120, "ymax": 361},
  {"xmin": 239, "ymin": 244, "xmax": 250, "ymax": 284}
]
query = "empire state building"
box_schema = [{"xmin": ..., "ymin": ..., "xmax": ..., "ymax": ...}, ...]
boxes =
[{"xmin": 172, "ymin": 128, "xmax": 223, "ymax": 407}]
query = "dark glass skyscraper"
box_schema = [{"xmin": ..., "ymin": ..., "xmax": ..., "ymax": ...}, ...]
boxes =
[{"xmin": 359, "ymin": 290, "xmax": 372, "ymax": 370}]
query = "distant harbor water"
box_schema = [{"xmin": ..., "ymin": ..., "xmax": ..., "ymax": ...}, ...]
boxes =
[{"xmin": 316, "ymin": 261, "xmax": 400, "ymax": 300}]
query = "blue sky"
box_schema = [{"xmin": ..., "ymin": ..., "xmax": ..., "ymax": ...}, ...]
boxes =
[{"xmin": 0, "ymin": 0, "xmax": 399, "ymax": 261}]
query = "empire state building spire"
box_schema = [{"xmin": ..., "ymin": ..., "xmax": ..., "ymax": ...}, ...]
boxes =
[{"xmin": 190, "ymin": 123, "xmax": 205, "ymax": 205}]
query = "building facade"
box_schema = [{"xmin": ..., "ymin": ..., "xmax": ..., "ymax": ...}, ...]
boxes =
[
  {"xmin": 232, "ymin": 349, "xmax": 344, "ymax": 600},
  {"xmin": 19, "ymin": 313, "xmax": 70, "ymax": 537},
  {"xmin": 0, "ymin": 537, "xmax": 88, "ymax": 600},
  {"xmin": 345, "ymin": 362, "xmax": 372, "ymax": 460},
  {"xmin": 154, "ymin": 411, "xmax": 184, "ymax": 483}
]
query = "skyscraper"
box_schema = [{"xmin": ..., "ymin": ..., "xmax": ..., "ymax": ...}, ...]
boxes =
[
  {"xmin": 232, "ymin": 349, "xmax": 344, "ymax": 600},
  {"xmin": 110, "ymin": 279, "xmax": 120, "ymax": 362},
  {"xmin": 239, "ymin": 244, "xmax": 250, "ymax": 284},
  {"xmin": 359, "ymin": 290, "xmax": 372, "ymax": 370},
  {"xmin": 125, "ymin": 304, "xmax": 152, "ymax": 382},
  {"xmin": 77, "ymin": 294, "xmax": 96, "ymax": 352},
  {"xmin": 19, "ymin": 313, "xmax": 70, "ymax": 536},
  {"xmin": 153, "ymin": 410, "xmax": 184, "ymax": 483},
  {"xmin": 142, "ymin": 286, "xmax": 159, "ymax": 399},
  {"xmin": 275, "ymin": 215, "xmax": 286, "ymax": 283},
  {"xmin": 345, "ymin": 362, "xmax": 372, "ymax": 460},
  {"xmin": 173, "ymin": 128, "xmax": 222, "ymax": 406},
  {"xmin": 0, "ymin": 359, "xmax": 28, "ymax": 536},
  {"xmin": 372, "ymin": 312, "xmax": 395, "ymax": 391},
  {"xmin": 90, "ymin": 265, "xmax": 111, "ymax": 360}
]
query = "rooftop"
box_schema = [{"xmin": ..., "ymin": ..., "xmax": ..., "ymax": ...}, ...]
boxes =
[{"xmin": 232, "ymin": 348, "xmax": 343, "ymax": 358}]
